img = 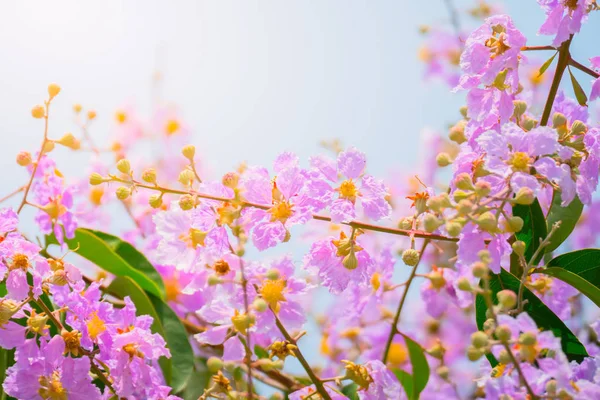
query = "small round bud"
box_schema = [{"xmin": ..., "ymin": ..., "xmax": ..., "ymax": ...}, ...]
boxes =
[
  {"xmin": 115, "ymin": 186, "xmax": 130, "ymax": 200},
  {"xmin": 436, "ymin": 152, "xmax": 452, "ymax": 167},
  {"xmin": 512, "ymin": 100, "xmax": 527, "ymax": 118},
  {"xmin": 73, "ymin": 103, "xmax": 82, "ymax": 113},
  {"xmin": 476, "ymin": 211, "xmax": 497, "ymax": 233},
  {"xmin": 471, "ymin": 331, "xmax": 489, "ymax": 349},
  {"xmin": 57, "ymin": 133, "xmax": 80, "ymax": 150},
  {"xmin": 495, "ymin": 325, "xmax": 512, "ymax": 342},
  {"xmin": 482, "ymin": 318, "xmax": 496, "ymax": 333},
  {"xmin": 16, "ymin": 151, "xmax": 32, "ymax": 166},
  {"xmin": 453, "ymin": 189, "xmax": 470, "ymax": 202},
  {"xmin": 552, "ymin": 112, "xmax": 567, "ymax": 128},
  {"xmin": 457, "ymin": 277, "xmax": 472, "ymax": 291},
  {"xmin": 429, "ymin": 271, "xmax": 446, "ymax": 290},
  {"xmin": 512, "ymin": 240, "xmax": 526, "ymax": 257},
  {"xmin": 449, "ymin": 120, "xmax": 466, "ymax": 144},
  {"xmin": 459, "ymin": 106, "xmax": 468, "ymax": 119},
  {"xmin": 423, "ymin": 214, "xmax": 442, "ymax": 233},
  {"xmin": 181, "ymin": 144, "xmax": 196, "ymax": 160},
  {"xmin": 207, "ymin": 357, "xmax": 224, "ymax": 373},
  {"xmin": 178, "ymin": 169, "xmax": 195, "ymax": 186},
  {"xmin": 519, "ymin": 332, "xmax": 537, "ymax": 346},
  {"xmin": 467, "ymin": 345, "xmax": 483, "ymax": 361},
  {"xmin": 266, "ymin": 269, "xmax": 281, "ymax": 280},
  {"xmin": 514, "ymin": 187, "xmax": 535, "ymax": 205},
  {"xmin": 436, "ymin": 365, "xmax": 450, "ymax": 380},
  {"xmin": 253, "ymin": 298, "xmax": 268, "ymax": 312},
  {"xmin": 472, "ymin": 261, "xmax": 488, "ymax": 278},
  {"xmin": 455, "ymin": 173, "xmax": 475, "ymax": 191},
  {"xmin": 42, "ymin": 140, "xmax": 55, "ymax": 154},
  {"xmin": 31, "ymin": 105, "xmax": 45, "ymax": 119},
  {"xmin": 343, "ymin": 251, "xmax": 359, "ymax": 270},
  {"xmin": 89, "ymin": 172, "xmax": 105, "ymax": 186},
  {"xmin": 545, "ymin": 379, "xmax": 557, "ymax": 396},
  {"xmin": 179, "ymin": 194, "xmax": 195, "ymax": 211},
  {"xmin": 116, "ymin": 159, "xmax": 131, "ymax": 174},
  {"xmin": 398, "ymin": 217, "xmax": 413, "ymax": 230},
  {"xmin": 570, "ymin": 120, "xmax": 587, "ymax": 136},
  {"xmin": 222, "ymin": 172, "xmax": 240, "ymax": 188},
  {"xmin": 497, "ymin": 349, "xmax": 511, "ymax": 364},
  {"xmin": 457, "ymin": 199, "xmax": 473, "ymax": 215},
  {"xmin": 141, "ymin": 168, "xmax": 157, "ymax": 184},
  {"xmin": 401, "ymin": 249, "xmax": 420, "ymax": 267},
  {"xmin": 505, "ymin": 216, "xmax": 524, "ymax": 233},
  {"xmin": 474, "ymin": 180, "xmax": 491, "ymax": 197},
  {"xmin": 522, "ymin": 116, "xmax": 538, "ymax": 131},
  {"xmin": 478, "ymin": 250, "xmax": 491, "ymax": 264},
  {"xmin": 445, "ymin": 221, "xmax": 463, "ymax": 237},
  {"xmin": 87, "ymin": 110, "xmax": 97, "ymax": 120},
  {"xmin": 149, "ymin": 194, "xmax": 163, "ymax": 209},
  {"xmin": 208, "ymin": 275, "xmax": 223, "ymax": 286},
  {"xmin": 48, "ymin": 83, "xmax": 61, "ymax": 99}
]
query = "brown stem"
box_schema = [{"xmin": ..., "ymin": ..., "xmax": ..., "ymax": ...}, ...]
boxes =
[
  {"xmin": 568, "ymin": 58, "xmax": 600, "ymax": 79},
  {"xmin": 521, "ymin": 45, "xmax": 555, "ymax": 51},
  {"xmin": 540, "ymin": 37, "xmax": 573, "ymax": 126}
]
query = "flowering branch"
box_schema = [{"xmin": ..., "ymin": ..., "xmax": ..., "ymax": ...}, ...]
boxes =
[{"xmin": 568, "ymin": 58, "xmax": 600, "ymax": 79}]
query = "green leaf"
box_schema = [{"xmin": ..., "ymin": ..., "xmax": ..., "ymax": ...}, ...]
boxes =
[
  {"xmin": 392, "ymin": 334, "xmax": 429, "ymax": 400},
  {"xmin": 513, "ymin": 199, "xmax": 547, "ymax": 265},
  {"xmin": 545, "ymin": 193, "xmax": 584, "ymax": 253},
  {"xmin": 47, "ymin": 228, "xmax": 165, "ymax": 299},
  {"xmin": 538, "ymin": 52, "xmax": 558, "ymax": 77},
  {"xmin": 569, "ymin": 68, "xmax": 588, "ymax": 106},
  {"xmin": 341, "ymin": 383, "xmax": 359, "ymax": 400},
  {"xmin": 254, "ymin": 345, "xmax": 269, "ymax": 359},
  {"xmin": 393, "ymin": 369, "xmax": 414, "ymax": 400},
  {"xmin": 182, "ymin": 363, "xmax": 210, "ymax": 400},
  {"xmin": 108, "ymin": 276, "xmax": 194, "ymax": 394},
  {"xmin": 537, "ymin": 249, "xmax": 600, "ymax": 307},
  {"xmin": 0, "ymin": 348, "xmax": 16, "ymax": 400},
  {"xmin": 475, "ymin": 268, "xmax": 588, "ymax": 364}
]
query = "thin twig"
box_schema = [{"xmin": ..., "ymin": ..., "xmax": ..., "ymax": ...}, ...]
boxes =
[
  {"xmin": 568, "ymin": 58, "xmax": 600, "ymax": 79},
  {"xmin": 540, "ymin": 36, "xmax": 573, "ymax": 126}
]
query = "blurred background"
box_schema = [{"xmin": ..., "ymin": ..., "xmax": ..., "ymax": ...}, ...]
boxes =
[{"xmin": 1, "ymin": 0, "xmax": 598, "ymax": 187}]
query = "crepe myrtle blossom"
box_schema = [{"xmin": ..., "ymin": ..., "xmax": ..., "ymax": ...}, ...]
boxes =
[
  {"xmin": 419, "ymin": 29, "xmax": 464, "ymax": 88},
  {"xmin": 289, "ymin": 385, "xmax": 347, "ymax": 400},
  {"xmin": 307, "ymin": 147, "xmax": 391, "ymax": 223},
  {"xmin": 4, "ymin": 336, "xmax": 102, "ymax": 400},
  {"xmin": 538, "ymin": 0, "xmax": 594, "ymax": 46},
  {"xmin": 0, "ymin": 236, "xmax": 49, "ymax": 301},
  {"xmin": 240, "ymin": 153, "xmax": 316, "ymax": 250},
  {"xmin": 304, "ymin": 229, "xmax": 373, "ymax": 294}
]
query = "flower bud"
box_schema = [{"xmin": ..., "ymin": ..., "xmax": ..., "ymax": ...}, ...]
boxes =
[
  {"xmin": 401, "ymin": 249, "xmax": 420, "ymax": 267},
  {"xmin": 514, "ymin": 187, "xmax": 535, "ymax": 205},
  {"xmin": 427, "ymin": 342, "xmax": 445, "ymax": 359},
  {"xmin": 436, "ymin": 152, "xmax": 451, "ymax": 167},
  {"xmin": 142, "ymin": 168, "xmax": 157, "ymax": 184},
  {"xmin": 208, "ymin": 275, "xmax": 223, "ymax": 286},
  {"xmin": 453, "ymin": 189, "xmax": 470, "ymax": 202},
  {"xmin": 42, "ymin": 140, "xmax": 55, "ymax": 154},
  {"xmin": 207, "ymin": 357, "xmax": 224, "ymax": 373},
  {"xmin": 423, "ymin": 214, "xmax": 442, "ymax": 233},
  {"xmin": 497, "ymin": 349, "xmax": 511, "ymax": 364},
  {"xmin": 115, "ymin": 186, "xmax": 130, "ymax": 200},
  {"xmin": 222, "ymin": 172, "xmax": 240, "ymax": 188},
  {"xmin": 459, "ymin": 106, "xmax": 468, "ymax": 119},
  {"xmin": 455, "ymin": 173, "xmax": 475, "ymax": 191},
  {"xmin": 495, "ymin": 325, "xmax": 512, "ymax": 342},
  {"xmin": 31, "ymin": 105, "xmax": 45, "ymax": 119},
  {"xmin": 474, "ymin": 180, "xmax": 491, "ymax": 197},
  {"xmin": 457, "ymin": 277, "xmax": 472, "ymax": 291},
  {"xmin": 478, "ymin": 250, "xmax": 491, "ymax": 264},
  {"xmin": 398, "ymin": 217, "xmax": 413, "ymax": 230},
  {"xmin": 476, "ymin": 211, "xmax": 497, "ymax": 233},
  {"xmin": 512, "ymin": 100, "xmax": 527, "ymax": 118},
  {"xmin": 56, "ymin": 133, "xmax": 80, "ymax": 150},
  {"xmin": 570, "ymin": 120, "xmax": 587, "ymax": 136},
  {"xmin": 253, "ymin": 298, "xmax": 268, "ymax": 312},
  {"xmin": 519, "ymin": 332, "xmax": 537, "ymax": 346},
  {"xmin": 471, "ymin": 331, "xmax": 489, "ymax": 349},
  {"xmin": 511, "ymin": 241, "xmax": 526, "ymax": 258},
  {"xmin": 429, "ymin": 271, "xmax": 446, "ymax": 290},
  {"xmin": 0, "ymin": 300, "xmax": 20, "ymax": 325},
  {"xmin": 178, "ymin": 169, "xmax": 195, "ymax": 186},
  {"xmin": 482, "ymin": 318, "xmax": 496, "ymax": 333},
  {"xmin": 545, "ymin": 379, "xmax": 557, "ymax": 396},
  {"xmin": 149, "ymin": 194, "xmax": 163, "ymax": 209},
  {"xmin": 89, "ymin": 172, "xmax": 105, "ymax": 186},
  {"xmin": 182, "ymin": 144, "xmax": 196, "ymax": 160},
  {"xmin": 116, "ymin": 159, "xmax": 131, "ymax": 174},
  {"xmin": 457, "ymin": 199, "xmax": 473, "ymax": 215},
  {"xmin": 343, "ymin": 251, "xmax": 359, "ymax": 270},
  {"xmin": 436, "ymin": 365, "xmax": 449, "ymax": 380},
  {"xmin": 87, "ymin": 110, "xmax": 97, "ymax": 120},
  {"xmin": 178, "ymin": 194, "xmax": 195, "ymax": 211},
  {"xmin": 445, "ymin": 221, "xmax": 462, "ymax": 237},
  {"xmin": 16, "ymin": 151, "xmax": 32, "ymax": 166},
  {"xmin": 552, "ymin": 112, "xmax": 567, "ymax": 128},
  {"xmin": 266, "ymin": 269, "xmax": 281, "ymax": 280},
  {"xmin": 449, "ymin": 120, "xmax": 466, "ymax": 144},
  {"xmin": 467, "ymin": 345, "xmax": 483, "ymax": 361},
  {"xmin": 73, "ymin": 103, "xmax": 82, "ymax": 113},
  {"xmin": 48, "ymin": 83, "xmax": 61, "ymax": 99},
  {"xmin": 472, "ymin": 261, "xmax": 488, "ymax": 278},
  {"xmin": 506, "ymin": 216, "xmax": 524, "ymax": 233}
]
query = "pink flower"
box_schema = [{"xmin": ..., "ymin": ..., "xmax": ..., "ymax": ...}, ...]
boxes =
[{"xmin": 538, "ymin": 0, "xmax": 593, "ymax": 46}]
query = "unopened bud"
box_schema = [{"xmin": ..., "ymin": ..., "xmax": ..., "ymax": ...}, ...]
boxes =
[
  {"xmin": 497, "ymin": 290, "xmax": 517, "ymax": 310},
  {"xmin": 116, "ymin": 159, "xmax": 131, "ymax": 174},
  {"xmin": 115, "ymin": 186, "xmax": 130, "ymax": 200},
  {"xmin": 467, "ymin": 345, "xmax": 483, "ymax": 361},
  {"xmin": 436, "ymin": 365, "xmax": 450, "ymax": 380},
  {"xmin": 545, "ymin": 379, "xmax": 557, "ymax": 396},
  {"xmin": 514, "ymin": 187, "xmax": 535, "ymax": 205},
  {"xmin": 16, "ymin": 151, "xmax": 32, "ymax": 166},
  {"xmin": 266, "ymin": 269, "xmax": 281, "ymax": 280},
  {"xmin": 457, "ymin": 199, "xmax": 473, "ymax": 215},
  {"xmin": 178, "ymin": 169, "xmax": 195, "ymax": 186},
  {"xmin": 512, "ymin": 240, "xmax": 526, "ymax": 257},
  {"xmin": 436, "ymin": 152, "xmax": 452, "ymax": 167},
  {"xmin": 495, "ymin": 325, "xmax": 512, "ymax": 342},
  {"xmin": 208, "ymin": 275, "xmax": 223, "ymax": 286},
  {"xmin": 398, "ymin": 217, "xmax": 413, "ymax": 230},
  {"xmin": 89, "ymin": 172, "xmax": 105, "ymax": 186},
  {"xmin": 472, "ymin": 261, "xmax": 488, "ymax": 278},
  {"xmin": 474, "ymin": 180, "xmax": 491, "ymax": 197},
  {"xmin": 471, "ymin": 331, "xmax": 489, "ymax": 349},
  {"xmin": 222, "ymin": 172, "xmax": 240, "ymax": 188},
  {"xmin": 87, "ymin": 110, "xmax": 97, "ymax": 120},
  {"xmin": 141, "ymin": 168, "xmax": 157, "ymax": 184},
  {"xmin": 570, "ymin": 120, "xmax": 587, "ymax": 136},
  {"xmin": 459, "ymin": 106, "xmax": 468, "ymax": 119},
  {"xmin": 498, "ymin": 349, "xmax": 511, "ymax": 364},
  {"xmin": 253, "ymin": 298, "xmax": 268, "ymax": 312},
  {"xmin": 56, "ymin": 133, "xmax": 80, "ymax": 150},
  {"xmin": 512, "ymin": 100, "xmax": 527, "ymax": 118},
  {"xmin": 445, "ymin": 221, "xmax": 462, "ymax": 237},
  {"xmin": 427, "ymin": 342, "xmax": 445, "ymax": 359},
  {"xmin": 401, "ymin": 249, "xmax": 420, "ymax": 267},
  {"xmin": 48, "ymin": 83, "xmax": 61, "ymax": 99},
  {"xmin": 343, "ymin": 251, "xmax": 359, "ymax": 270},
  {"xmin": 453, "ymin": 189, "xmax": 470, "ymax": 202},
  {"xmin": 178, "ymin": 194, "xmax": 195, "ymax": 210},
  {"xmin": 483, "ymin": 318, "xmax": 496, "ymax": 333},
  {"xmin": 182, "ymin": 144, "xmax": 196, "ymax": 160},
  {"xmin": 73, "ymin": 103, "xmax": 82, "ymax": 113},
  {"xmin": 31, "ymin": 105, "xmax": 45, "ymax": 119},
  {"xmin": 478, "ymin": 250, "xmax": 491, "ymax": 264},
  {"xmin": 457, "ymin": 277, "xmax": 472, "ymax": 291},
  {"xmin": 552, "ymin": 112, "xmax": 567, "ymax": 128},
  {"xmin": 423, "ymin": 214, "xmax": 442, "ymax": 233},
  {"xmin": 455, "ymin": 173, "xmax": 475, "ymax": 191},
  {"xmin": 521, "ymin": 116, "xmax": 538, "ymax": 131},
  {"xmin": 207, "ymin": 357, "xmax": 224, "ymax": 373},
  {"xmin": 506, "ymin": 216, "xmax": 524, "ymax": 233},
  {"xmin": 42, "ymin": 140, "xmax": 55, "ymax": 154},
  {"xmin": 449, "ymin": 120, "xmax": 466, "ymax": 144},
  {"xmin": 519, "ymin": 332, "xmax": 537, "ymax": 346},
  {"xmin": 149, "ymin": 194, "xmax": 163, "ymax": 209},
  {"xmin": 476, "ymin": 211, "xmax": 497, "ymax": 232}
]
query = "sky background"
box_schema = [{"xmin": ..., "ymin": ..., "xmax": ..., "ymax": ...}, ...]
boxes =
[{"xmin": 1, "ymin": 0, "xmax": 598, "ymax": 190}]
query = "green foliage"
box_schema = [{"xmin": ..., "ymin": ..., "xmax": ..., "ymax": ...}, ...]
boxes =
[
  {"xmin": 513, "ymin": 199, "xmax": 547, "ymax": 264},
  {"xmin": 393, "ymin": 334, "xmax": 430, "ymax": 400},
  {"xmin": 545, "ymin": 194, "xmax": 584, "ymax": 253}
]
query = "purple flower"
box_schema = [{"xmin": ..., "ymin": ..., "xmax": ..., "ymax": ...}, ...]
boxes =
[
  {"xmin": 289, "ymin": 385, "xmax": 347, "ymax": 400},
  {"xmin": 0, "ymin": 237, "xmax": 49, "ymax": 301},
  {"xmin": 4, "ymin": 336, "xmax": 101, "ymax": 400},
  {"xmin": 359, "ymin": 360, "xmax": 403, "ymax": 400},
  {"xmin": 538, "ymin": 0, "xmax": 593, "ymax": 46},
  {"xmin": 307, "ymin": 147, "xmax": 391, "ymax": 223}
]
